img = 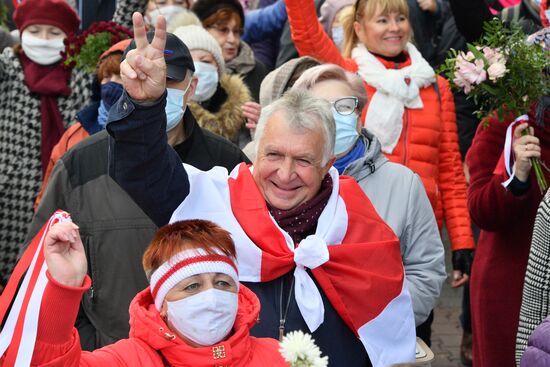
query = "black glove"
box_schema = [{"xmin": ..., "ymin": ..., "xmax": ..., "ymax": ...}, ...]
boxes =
[{"xmin": 452, "ymin": 249, "xmax": 475, "ymax": 275}]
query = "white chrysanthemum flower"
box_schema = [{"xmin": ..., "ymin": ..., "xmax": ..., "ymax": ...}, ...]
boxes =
[{"xmin": 279, "ymin": 331, "xmax": 328, "ymax": 367}]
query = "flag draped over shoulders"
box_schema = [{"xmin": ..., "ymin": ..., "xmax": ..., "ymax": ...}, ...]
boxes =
[{"xmin": 171, "ymin": 163, "xmax": 416, "ymax": 367}]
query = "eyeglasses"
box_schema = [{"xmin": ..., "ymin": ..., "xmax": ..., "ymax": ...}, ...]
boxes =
[
  {"xmin": 207, "ymin": 25, "xmax": 243, "ymax": 38},
  {"xmin": 331, "ymin": 96, "xmax": 359, "ymax": 116}
]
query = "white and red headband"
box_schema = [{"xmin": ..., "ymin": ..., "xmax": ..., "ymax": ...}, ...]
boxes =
[{"xmin": 149, "ymin": 249, "xmax": 239, "ymax": 311}]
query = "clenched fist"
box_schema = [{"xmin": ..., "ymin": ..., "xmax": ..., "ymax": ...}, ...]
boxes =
[{"xmin": 44, "ymin": 222, "xmax": 87, "ymax": 287}]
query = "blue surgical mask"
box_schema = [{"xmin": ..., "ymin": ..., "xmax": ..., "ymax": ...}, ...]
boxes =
[
  {"xmin": 166, "ymin": 86, "xmax": 189, "ymax": 132},
  {"xmin": 332, "ymin": 26, "xmax": 345, "ymax": 51},
  {"xmin": 97, "ymin": 82, "xmax": 124, "ymax": 127},
  {"xmin": 333, "ymin": 108, "xmax": 359, "ymax": 156},
  {"xmin": 192, "ymin": 61, "xmax": 219, "ymax": 102}
]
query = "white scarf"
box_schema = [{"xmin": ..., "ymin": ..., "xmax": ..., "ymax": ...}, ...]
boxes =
[{"xmin": 352, "ymin": 42, "xmax": 436, "ymax": 153}]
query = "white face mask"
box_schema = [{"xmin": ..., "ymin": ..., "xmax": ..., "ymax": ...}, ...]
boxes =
[
  {"xmin": 21, "ymin": 31, "xmax": 65, "ymax": 65},
  {"xmin": 167, "ymin": 288, "xmax": 238, "ymax": 346},
  {"xmin": 192, "ymin": 61, "xmax": 219, "ymax": 102},
  {"xmin": 146, "ymin": 5, "xmax": 186, "ymax": 26}
]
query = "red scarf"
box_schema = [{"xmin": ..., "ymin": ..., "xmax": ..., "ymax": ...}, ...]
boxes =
[{"xmin": 20, "ymin": 53, "xmax": 71, "ymax": 174}]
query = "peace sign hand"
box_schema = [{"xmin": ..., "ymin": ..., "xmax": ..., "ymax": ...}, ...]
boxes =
[{"xmin": 120, "ymin": 12, "xmax": 167, "ymax": 102}]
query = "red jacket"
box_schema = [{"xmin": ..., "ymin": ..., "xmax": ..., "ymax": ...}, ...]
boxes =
[
  {"xmin": 11, "ymin": 273, "xmax": 287, "ymax": 367},
  {"xmin": 466, "ymin": 108, "xmax": 550, "ymax": 367},
  {"xmin": 284, "ymin": 0, "xmax": 474, "ymax": 251}
]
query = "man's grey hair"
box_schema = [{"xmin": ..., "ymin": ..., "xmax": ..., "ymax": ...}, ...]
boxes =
[{"xmin": 254, "ymin": 89, "xmax": 336, "ymax": 166}]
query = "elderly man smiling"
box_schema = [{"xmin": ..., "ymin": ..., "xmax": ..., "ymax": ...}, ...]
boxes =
[{"xmin": 107, "ymin": 13, "xmax": 416, "ymax": 367}]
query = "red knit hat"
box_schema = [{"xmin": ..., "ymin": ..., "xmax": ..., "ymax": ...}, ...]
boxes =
[{"xmin": 13, "ymin": 0, "xmax": 80, "ymax": 35}]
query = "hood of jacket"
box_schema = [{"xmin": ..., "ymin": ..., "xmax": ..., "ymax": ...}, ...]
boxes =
[
  {"xmin": 342, "ymin": 129, "xmax": 389, "ymax": 182},
  {"xmin": 128, "ymin": 284, "xmax": 262, "ymax": 367},
  {"xmin": 226, "ymin": 41, "xmax": 256, "ymax": 76},
  {"xmin": 259, "ymin": 56, "xmax": 321, "ymax": 106},
  {"xmin": 188, "ymin": 73, "xmax": 250, "ymax": 142}
]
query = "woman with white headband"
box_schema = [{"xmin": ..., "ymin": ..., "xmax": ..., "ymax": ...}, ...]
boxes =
[{"xmin": 11, "ymin": 219, "xmax": 287, "ymax": 366}]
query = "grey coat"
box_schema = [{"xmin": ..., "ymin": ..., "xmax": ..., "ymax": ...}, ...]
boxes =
[{"xmin": 344, "ymin": 130, "xmax": 447, "ymax": 325}]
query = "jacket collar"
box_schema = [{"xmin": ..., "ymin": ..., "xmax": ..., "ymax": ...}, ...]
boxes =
[
  {"xmin": 76, "ymin": 101, "xmax": 104, "ymax": 135},
  {"xmin": 226, "ymin": 41, "xmax": 256, "ymax": 76},
  {"xmin": 187, "ymin": 74, "xmax": 250, "ymax": 142},
  {"xmin": 374, "ymin": 51, "xmax": 412, "ymax": 70},
  {"xmin": 128, "ymin": 284, "xmax": 261, "ymax": 367},
  {"xmin": 342, "ymin": 129, "xmax": 389, "ymax": 181}
]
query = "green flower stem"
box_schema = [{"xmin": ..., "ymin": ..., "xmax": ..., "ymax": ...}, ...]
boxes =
[{"xmin": 521, "ymin": 129, "xmax": 548, "ymax": 194}]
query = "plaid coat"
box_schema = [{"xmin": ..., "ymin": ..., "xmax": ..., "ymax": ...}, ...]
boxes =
[
  {"xmin": 0, "ymin": 0, "xmax": 144, "ymax": 284},
  {"xmin": 0, "ymin": 47, "xmax": 92, "ymax": 284}
]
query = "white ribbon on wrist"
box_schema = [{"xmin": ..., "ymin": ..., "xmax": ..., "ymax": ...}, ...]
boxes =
[{"xmin": 502, "ymin": 114, "xmax": 529, "ymax": 188}]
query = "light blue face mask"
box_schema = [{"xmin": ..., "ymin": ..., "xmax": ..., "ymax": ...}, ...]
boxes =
[
  {"xmin": 192, "ymin": 61, "xmax": 219, "ymax": 102},
  {"xmin": 333, "ymin": 108, "xmax": 359, "ymax": 156},
  {"xmin": 166, "ymin": 84, "xmax": 190, "ymax": 132},
  {"xmin": 332, "ymin": 26, "xmax": 345, "ymax": 51}
]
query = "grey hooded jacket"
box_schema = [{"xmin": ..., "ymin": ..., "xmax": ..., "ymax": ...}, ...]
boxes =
[{"xmin": 343, "ymin": 130, "xmax": 446, "ymax": 325}]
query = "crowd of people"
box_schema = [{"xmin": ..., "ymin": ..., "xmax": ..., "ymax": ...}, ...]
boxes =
[{"xmin": 0, "ymin": 0, "xmax": 549, "ymax": 366}]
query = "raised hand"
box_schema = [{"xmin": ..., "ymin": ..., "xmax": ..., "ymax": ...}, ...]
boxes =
[
  {"xmin": 243, "ymin": 101, "xmax": 262, "ymax": 137},
  {"xmin": 416, "ymin": 0, "xmax": 437, "ymax": 13},
  {"xmin": 43, "ymin": 222, "xmax": 87, "ymax": 287},
  {"xmin": 513, "ymin": 123, "xmax": 541, "ymax": 183},
  {"xmin": 120, "ymin": 12, "xmax": 167, "ymax": 102}
]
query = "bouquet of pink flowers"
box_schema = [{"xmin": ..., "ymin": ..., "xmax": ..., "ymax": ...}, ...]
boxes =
[
  {"xmin": 441, "ymin": 19, "xmax": 550, "ymax": 192},
  {"xmin": 440, "ymin": 19, "xmax": 549, "ymax": 122},
  {"xmin": 452, "ymin": 46, "xmax": 507, "ymax": 93}
]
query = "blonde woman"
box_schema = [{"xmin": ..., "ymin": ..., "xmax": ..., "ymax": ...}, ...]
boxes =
[{"xmin": 284, "ymin": 0, "xmax": 474, "ymax": 291}]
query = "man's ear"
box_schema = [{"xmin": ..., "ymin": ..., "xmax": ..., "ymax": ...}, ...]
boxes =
[
  {"xmin": 184, "ymin": 76, "xmax": 199, "ymax": 104},
  {"xmin": 324, "ymin": 156, "xmax": 337, "ymax": 174}
]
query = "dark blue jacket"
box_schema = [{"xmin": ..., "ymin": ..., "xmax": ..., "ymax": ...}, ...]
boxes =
[{"xmin": 106, "ymin": 92, "xmax": 372, "ymax": 366}]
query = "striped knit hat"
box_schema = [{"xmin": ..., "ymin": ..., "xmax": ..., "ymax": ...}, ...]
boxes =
[{"xmin": 149, "ymin": 248, "xmax": 239, "ymax": 311}]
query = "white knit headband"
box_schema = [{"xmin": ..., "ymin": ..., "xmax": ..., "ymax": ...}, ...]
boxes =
[{"xmin": 149, "ymin": 248, "xmax": 239, "ymax": 311}]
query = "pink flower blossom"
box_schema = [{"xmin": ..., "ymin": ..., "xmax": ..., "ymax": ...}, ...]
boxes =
[
  {"xmin": 456, "ymin": 58, "xmax": 487, "ymax": 86},
  {"xmin": 487, "ymin": 62, "xmax": 507, "ymax": 81},
  {"xmin": 453, "ymin": 71, "xmax": 473, "ymax": 94},
  {"xmin": 482, "ymin": 47, "xmax": 506, "ymax": 65},
  {"xmin": 457, "ymin": 51, "xmax": 475, "ymax": 62}
]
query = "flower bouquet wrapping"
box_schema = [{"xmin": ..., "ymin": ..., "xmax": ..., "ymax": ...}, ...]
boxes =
[
  {"xmin": 279, "ymin": 331, "xmax": 328, "ymax": 367},
  {"xmin": 61, "ymin": 21, "xmax": 133, "ymax": 72},
  {"xmin": 440, "ymin": 19, "xmax": 550, "ymax": 193}
]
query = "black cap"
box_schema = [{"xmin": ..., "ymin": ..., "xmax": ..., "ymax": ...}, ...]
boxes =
[
  {"xmin": 191, "ymin": 0, "xmax": 245, "ymax": 27},
  {"xmin": 123, "ymin": 32, "xmax": 195, "ymax": 81}
]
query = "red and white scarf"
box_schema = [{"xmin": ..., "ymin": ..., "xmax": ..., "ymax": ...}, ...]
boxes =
[
  {"xmin": 170, "ymin": 163, "xmax": 416, "ymax": 367},
  {"xmin": 0, "ymin": 210, "xmax": 72, "ymax": 367}
]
